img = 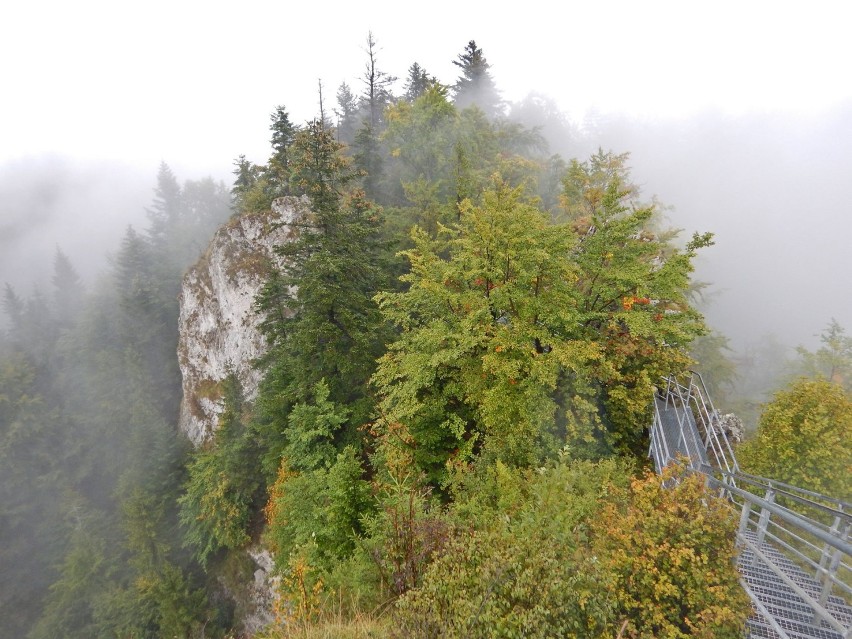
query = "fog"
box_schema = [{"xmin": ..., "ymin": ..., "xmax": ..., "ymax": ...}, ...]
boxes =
[
  {"xmin": 4, "ymin": 2, "xmax": 850, "ymax": 357},
  {"xmin": 0, "ymin": 156, "xmax": 154, "ymax": 295},
  {"xmin": 492, "ymin": 97, "xmax": 852, "ymax": 355},
  {"xmin": 3, "ymin": 17, "xmax": 851, "ymax": 635},
  {"xmin": 585, "ymin": 105, "xmax": 852, "ymax": 352},
  {"xmin": 4, "ymin": 99, "xmax": 851, "ymax": 360}
]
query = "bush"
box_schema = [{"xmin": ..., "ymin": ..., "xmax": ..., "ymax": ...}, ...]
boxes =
[
  {"xmin": 739, "ymin": 377, "xmax": 852, "ymax": 500},
  {"xmin": 392, "ymin": 460, "xmax": 749, "ymax": 639},
  {"xmin": 392, "ymin": 459, "xmax": 625, "ymax": 638},
  {"xmin": 593, "ymin": 466, "xmax": 750, "ymax": 638}
]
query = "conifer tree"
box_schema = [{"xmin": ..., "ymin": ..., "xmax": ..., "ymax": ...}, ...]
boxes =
[
  {"xmin": 794, "ymin": 319, "xmax": 852, "ymax": 390},
  {"xmin": 452, "ymin": 40, "xmax": 503, "ymax": 118},
  {"xmin": 334, "ymin": 82, "xmax": 359, "ymax": 145},
  {"xmin": 255, "ymin": 118, "xmax": 390, "ymax": 467},
  {"xmin": 2, "ymin": 283, "xmax": 24, "ymax": 341},
  {"xmin": 52, "ymin": 247, "xmax": 84, "ymax": 326},
  {"xmin": 145, "ymin": 162, "xmax": 181, "ymax": 247},
  {"xmin": 268, "ymin": 105, "xmax": 298, "ymax": 197},
  {"xmin": 403, "ymin": 62, "xmax": 435, "ymax": 102},
  {"xmin": 353, "ymin": 31, "xmax": 396, "ymax": 201},
  {"xmin": 231, "ymin": 154, "xmax": 260, "ymax": 209}
]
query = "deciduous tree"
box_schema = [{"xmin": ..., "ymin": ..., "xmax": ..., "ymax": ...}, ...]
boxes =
[{"xmin": 738, "ymin": 378, "xmax": 852, "ymax": 499}]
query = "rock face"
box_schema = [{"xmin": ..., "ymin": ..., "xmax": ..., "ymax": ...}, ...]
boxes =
[
  {"xmin": 177, "ymin": 196, "xmax": 309, "ymax": 445},
  {"xmin": 716, "ymin": 412, "xmax": 745, "ymax": 444},
  {"xmin": 242, "ymin": 547, "xmax": 280, "ymax": 635}
]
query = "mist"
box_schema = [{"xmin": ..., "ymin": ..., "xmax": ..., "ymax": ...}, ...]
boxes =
[
  {"xmin": 5, "ymin": 88, "xmax": 850, "ymax": 389},
  {"xmin": 0, "ymin": 156, "xmax": 159, "ymax": 296},
  {"xmin": 598, "ymin": 105, "xmax": 852, "ymax": 353},
  {"xmin": 2, "ymin": 27, "xmax": 851, "ymax": 637},
  {"xmin": 509, "ymin": 98, "xmax": 852, "ymax": 356}
]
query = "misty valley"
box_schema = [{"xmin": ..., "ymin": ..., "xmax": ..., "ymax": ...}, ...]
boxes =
[{"xmin": 1, "ymin": 38, "xmax": 850, "ymax": 639}]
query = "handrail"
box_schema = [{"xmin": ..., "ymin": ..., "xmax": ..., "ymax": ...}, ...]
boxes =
[
  {"xmin": 704, "ymin": 476, "xmax": 852, "ymax": 557},
  {"xmin": 710, "ymin": 467, "xmax": 852, "ymax": 522},
  {"xmin": 739, "ymin": 534, "xmax": 849, "ymax": 637},
  {"xmin": 733, "ymin": 468, "xmax": 851, "ymax": 512},
  {"xmin": 651, "ymin": 372, "xmax": 852, "ymax": 639},
  {"xmin": 660, "ymin": 372, "xmax": 740, "ymax": 475}
]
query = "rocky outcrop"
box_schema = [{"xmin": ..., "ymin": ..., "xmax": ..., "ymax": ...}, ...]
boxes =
[
  {"xmin": 715, "ymin": 412, "xmax": 745, "ymax": 443},
  {"xmin": 242, "ymin": 547, "xmax": 280, "ymax": 634},
  {"xmin": 177, "ymin": 196, "xmax": 310, "ymax": 445}
]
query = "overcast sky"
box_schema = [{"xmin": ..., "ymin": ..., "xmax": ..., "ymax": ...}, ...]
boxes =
[
  {"xmin": 3, "ymin": 0, "xmax": 850, "ymax": 175},
  {"xmin": 2, "ymin": 0, "xmax": 851, "ymax": 351}
]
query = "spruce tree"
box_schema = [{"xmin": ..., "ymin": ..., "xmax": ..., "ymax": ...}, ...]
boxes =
[
  {"xmin": 52, "ymin": 247, "xmax": 84, "ymax": 327},
  {"xmin": 255, "ymin": 118, "xmax": 390, "ymax": 468},
  {"xmin": 145, "ymin": 162, "xmax": 181, "ymax": 248},
  {"xmin": 334, "ymin": 82, "xmax": 358, "ymax": 145},
  {"xmin": 403, "ymin": 62, "xmax": 435, "ymax": 102},
  {"xmin": 268, "ymin": 105, "xmax": 298, "ymax": 197},
  {"xmin": 353, "ymin": 31, "xmax": 396, "ymax": 201},
  {"xmin": 231, "ymin": 154, "xmax": 259, "ymax": 208},
  {"xmin": 452, "ymin": 40, "xmax": 503, "ymax": 118}
]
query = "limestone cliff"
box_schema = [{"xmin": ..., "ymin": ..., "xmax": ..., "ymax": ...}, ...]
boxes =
[{"xmin": 177, "ymin": 196, "xmax": 309, "ymax": 445}]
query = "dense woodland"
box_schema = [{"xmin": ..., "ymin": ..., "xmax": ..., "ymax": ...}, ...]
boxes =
[{"xmin": 2, "ymin": 38, "xmax": 850, "ymax": 638}]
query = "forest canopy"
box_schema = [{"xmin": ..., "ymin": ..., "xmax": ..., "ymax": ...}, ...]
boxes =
[{"xmin": 1, "ymin": 36, "xmax": 845, "ymax": 639}]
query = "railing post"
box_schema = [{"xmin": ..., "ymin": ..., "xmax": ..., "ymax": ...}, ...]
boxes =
[
  {"xmin": 818, "ymin": 516, "xmax": 842, "ymax": 573},
  {"xmin": 752, "ymin": 488, "xmax": 775, "ymax": 566},
  {"xmin": 814, "ymin": 520, "xmax": 850, "ymax": 624},
  {"xmin": 738, "ymin": 498, "xmax": 752, "ymax": 537},
  {"xmin": 664, "ymin": 376, "xmax": 673, "ymax": 409}
]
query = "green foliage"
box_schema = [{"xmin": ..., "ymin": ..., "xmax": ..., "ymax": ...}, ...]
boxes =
[
  {"xmin": 451, "ymin": 40, "xmax": 503, "ymax": 117},
  {"xmin": 358, "ymin": 467, "xmax": 450, "ymax": 598},
  {"xmin": 383, "ymin": 87, "xmax": 545, "ymax": 216},
  {"xmin": 351, "ymin": 32, "xmax": 396, "ymax": 201},
  {"xmin": 738, "ymin": 377, "xmax": 852, "ymax": 499},
  {"xmin": 232, "ymin": 153, "xmax": 261, "ymax": 208},
  {"xmin": 392, "ymin": 460, "xmax": 625, "ymax": 639},
  {"xmin": 374, "ymin": 179, "xmax": 587, "ymax": 476},
  {"xmin": 28, "ymin": 526, "xmax": 110, "ymax": 639},
  {"xmin": 265, "ymin": 447, "xmax": 371, "ymax": 575},
  {"xmin": 559, "ymin": 148, "xmax": 638, "ymax": 223},
  {"xmin": 392, "ymin": 459, "xmax": 748, "ymax": 639},
  {"xmin": 335, "ymin": 81, "xmax": 359, "ymax": 146},
  {"xmin": 384, "ymin": 86, "xmax": 458, "ymax": 209},
  {"xmin": 179, "ymin": 376, "xmax": 261, "ymax": 565},
  {"xmin": 4, "ymin": 50, "xmax": 751, "ymax": 637},
  {"xmin": 254, "ymin": 120, "xmax": 391, "ymax": 475},
  {"xmin": 268, "ymin": 105, "xmax": 298, "ymax": 197},
  {"xmin": 52, "ymin": 246, "xmax": 85, "ymax": 326},
  {"xmin": 402, "ymin": 62, "xmax": 437, "ymax": 102},
  {"xmin": 562, "ymin": 150, "xmax": 712, "ymax": 456},
  {"xmin": 374, "ymin": 160, "xmax": 709, "ymax": 482},
  {"xmin": 592, "ymin": 466, "xmax": 750, "ymax": 638},
  {"xmin": 179, "ymin": 452, "xmax": 254, "ymax": 563},
  {"xmin": 7, "ymin": 164, "xmax": 231, "ymax": 638},
  {"xmin": 393, "ymin": 525, "xmax": 614, "ymax": 638},
  {"xmin": 285, "ymin": 379, "xmax": 350, "ymax": 472}
]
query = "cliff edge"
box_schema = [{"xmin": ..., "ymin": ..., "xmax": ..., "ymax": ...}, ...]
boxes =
[{"xmin": 177, "ymin": 196, "xmax": 309, "ymax": 445}]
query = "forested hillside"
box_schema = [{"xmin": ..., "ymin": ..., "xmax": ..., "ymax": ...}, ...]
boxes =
[{"xmin": 2, "ymin": 38, "xmax": 849, "ymax": 638}]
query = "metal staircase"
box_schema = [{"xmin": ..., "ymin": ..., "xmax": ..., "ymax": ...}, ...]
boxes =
[{"xmin": 651, "ymin": 373, "xmax": 852, "ymax": 639}]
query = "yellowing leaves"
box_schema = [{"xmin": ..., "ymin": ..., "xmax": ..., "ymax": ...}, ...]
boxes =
[{"xmin": 738, "ymin": 378, "xmax": 852, "ymax": 499}]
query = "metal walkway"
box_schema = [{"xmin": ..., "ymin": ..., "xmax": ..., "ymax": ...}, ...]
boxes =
[{"xmin": 651, "ymin": 373, "xmax": 852, "ymax": 639}]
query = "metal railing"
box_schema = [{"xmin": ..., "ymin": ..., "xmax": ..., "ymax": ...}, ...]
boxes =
[
  {"xmin": 651, "ymin": 373, "xmax": 852, "ymax": 639},
  {"xmin": 653, "ymin": 372, "xmax": 740, "ymax": 494}
]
